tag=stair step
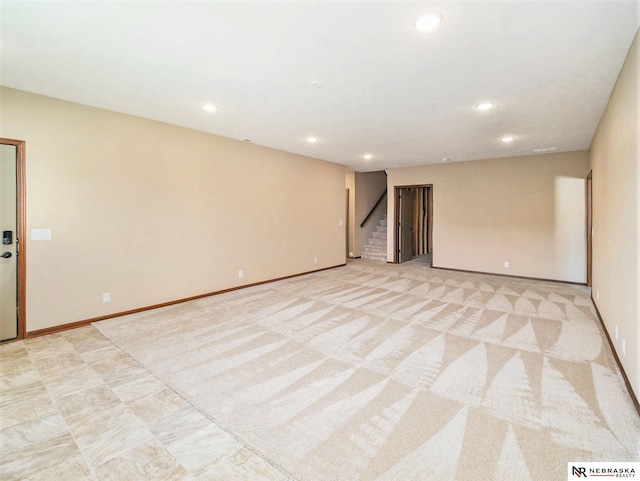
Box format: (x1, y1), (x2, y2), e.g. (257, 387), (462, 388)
(360, 212), (388, 261)
(362, 252), (386, 258)
(365, 241), (385, 248)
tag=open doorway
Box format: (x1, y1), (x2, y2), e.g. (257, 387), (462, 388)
(394, 185), (433, 265)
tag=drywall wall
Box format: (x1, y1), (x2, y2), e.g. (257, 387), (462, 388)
(387, 151), (590, 282)
(0, 87), (346, 332)
(589, 30), (639, 397)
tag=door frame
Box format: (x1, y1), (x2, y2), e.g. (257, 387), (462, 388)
(586, 171), (592, 287)
(345, 188), (350, 258)
(397, 188), (414, 264)
(0, 138), (26, 341)
(394, 184), (433, 265)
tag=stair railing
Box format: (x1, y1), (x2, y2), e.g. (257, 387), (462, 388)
(360, 189), (387, 228)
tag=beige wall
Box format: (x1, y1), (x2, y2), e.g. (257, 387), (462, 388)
(0, 87), (346, 332)
(589, 30), (639, 396)
(387, 151), (590, 282)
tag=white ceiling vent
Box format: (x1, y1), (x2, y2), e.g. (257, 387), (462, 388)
(532, 147), (559, 154)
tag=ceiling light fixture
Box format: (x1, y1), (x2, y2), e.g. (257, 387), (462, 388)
(441, 157), (450, 162)
(501, 136), (515, 143)
(202, 103), (218, 113)
(307, 137), (318, 143)
(363, 154), (373, 160)
(476, 102), (494, 111)
(414, 13), (443, 32)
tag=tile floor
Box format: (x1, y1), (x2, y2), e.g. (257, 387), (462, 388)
(0, 326), (293, 481)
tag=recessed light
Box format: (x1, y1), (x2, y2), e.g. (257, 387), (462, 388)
(501, 136), (514, 143)
(202, 103), (218, 113)
(476, 102), (494, 111)
(414, 13), (443, 32)
(363, 154), (373, 160)
(532, 147), (559, 153)
(307, 137), (318, 143)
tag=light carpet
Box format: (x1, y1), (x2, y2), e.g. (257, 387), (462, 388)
(94, 259), (640, 481)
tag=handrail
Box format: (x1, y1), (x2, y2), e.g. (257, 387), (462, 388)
(360, 189), (387, 228)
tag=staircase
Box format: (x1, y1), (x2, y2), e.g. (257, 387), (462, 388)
(361, 215), (388, 261)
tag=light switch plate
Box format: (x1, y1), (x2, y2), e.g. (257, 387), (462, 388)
(31, 229), (52, 240)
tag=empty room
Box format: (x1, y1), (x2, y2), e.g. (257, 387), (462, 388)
(0, 1), (638, 480)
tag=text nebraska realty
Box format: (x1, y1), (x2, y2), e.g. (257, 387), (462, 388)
(575, 466), (636, 478)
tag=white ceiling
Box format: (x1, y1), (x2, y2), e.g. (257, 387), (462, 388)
(1, 1), (638, 172)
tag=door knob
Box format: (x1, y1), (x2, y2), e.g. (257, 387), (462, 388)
(1, 252), (12, 258)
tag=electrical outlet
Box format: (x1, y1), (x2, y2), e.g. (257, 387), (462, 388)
(314, 257), (318, 264)
(504, 261), (510, 268)
(596, 290), (600, 301)
(615, 325), (619, 340)
(622, 339), (626, 356)
(102, 292), (110, 303)
(238, 270), (243, 278)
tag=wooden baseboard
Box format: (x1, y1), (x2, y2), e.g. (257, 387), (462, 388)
(27, 318), (98, 338)
(26, 263), (346, 339)
(430, 265), (587, 286)
(590, 298), (640, 416)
